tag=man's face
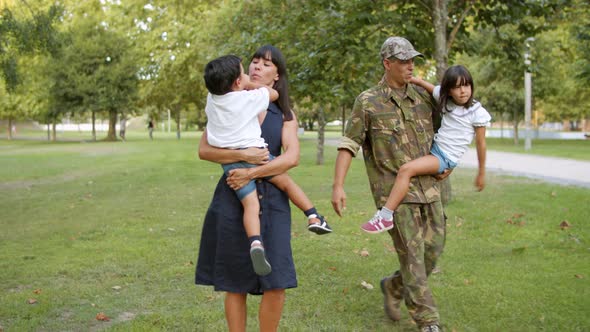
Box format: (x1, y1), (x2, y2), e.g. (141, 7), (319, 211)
(383, 57), (414, 88)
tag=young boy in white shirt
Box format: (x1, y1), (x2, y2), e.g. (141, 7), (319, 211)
(203, 55), (332, 276)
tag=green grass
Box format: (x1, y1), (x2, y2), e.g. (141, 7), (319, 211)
(1, 133), (589, 331)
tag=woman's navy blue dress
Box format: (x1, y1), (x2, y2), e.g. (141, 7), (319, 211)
(195, 103), (297, 295)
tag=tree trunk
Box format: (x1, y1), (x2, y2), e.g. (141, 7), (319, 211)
(106, 109), (117, 141)
(7, 118), (13, 140)
(51, 121), (56, 142)
(432, 0), (452, 206)
(91, 111), (96, 141)
(316, 107), (326, 165)
(341, 104), (346, 135)
(432, 0), (449, 80)
(513, 114), (519, 145)
(175, 105), (181, 139)
(46, 119), (50, 141)
(500, 112), (504, 139)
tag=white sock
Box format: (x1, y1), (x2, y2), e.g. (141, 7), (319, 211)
(379, 207), (394, 221)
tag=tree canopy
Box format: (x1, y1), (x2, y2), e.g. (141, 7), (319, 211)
(0, 0), (587, 141)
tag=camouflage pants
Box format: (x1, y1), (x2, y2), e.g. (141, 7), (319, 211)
(385, 201), (446, 327)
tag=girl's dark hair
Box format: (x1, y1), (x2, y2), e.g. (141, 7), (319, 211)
(251, 45), (293, 121)
(203, 55), (241, 95)
(438, 65), (474, 114)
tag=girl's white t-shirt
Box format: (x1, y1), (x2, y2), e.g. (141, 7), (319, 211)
(205, 88), (269, 149)
(432, 85), (492, 163)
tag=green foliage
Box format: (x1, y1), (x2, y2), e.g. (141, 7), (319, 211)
(0, 4), (61, 91)
(0, 0), (587, 134)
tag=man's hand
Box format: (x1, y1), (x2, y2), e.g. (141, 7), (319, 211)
(331, 185), (347, 217)
(434, 168), (452, 181)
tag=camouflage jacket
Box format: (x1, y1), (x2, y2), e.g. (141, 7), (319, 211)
(338, 80), (440, 207)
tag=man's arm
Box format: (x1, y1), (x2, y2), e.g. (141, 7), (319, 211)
(331, 149), (354, 217)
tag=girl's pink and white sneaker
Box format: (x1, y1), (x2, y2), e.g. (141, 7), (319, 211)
(361, 212), (394, 234)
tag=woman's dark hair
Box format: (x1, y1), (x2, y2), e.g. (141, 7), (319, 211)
(203, 55), (241, 95)
(438, 65), (474, 114)
(251, 45), (293, 121)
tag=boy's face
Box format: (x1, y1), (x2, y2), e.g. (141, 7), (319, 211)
(235, 63), (250, 91)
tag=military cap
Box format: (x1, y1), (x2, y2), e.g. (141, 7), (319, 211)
(380, 37), (424, 60)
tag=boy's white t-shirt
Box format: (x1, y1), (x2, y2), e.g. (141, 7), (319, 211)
(205, 88), (270, 149)
(432, 85), (492, 163)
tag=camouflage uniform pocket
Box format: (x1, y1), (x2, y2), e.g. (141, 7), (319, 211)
(369, 112), (404, 171)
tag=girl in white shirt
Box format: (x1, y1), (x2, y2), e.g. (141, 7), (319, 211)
(361, 65), (491, 234)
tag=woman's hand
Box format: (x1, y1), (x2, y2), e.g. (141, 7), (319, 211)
(241, 147), (270, 165)
(227, 168), (253, 190)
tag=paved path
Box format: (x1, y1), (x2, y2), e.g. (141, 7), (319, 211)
(459, 148), (590, 188)
(323, 138), (590, 188)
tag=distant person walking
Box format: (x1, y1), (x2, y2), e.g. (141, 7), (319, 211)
(119, 115), (127, 141)
(148, 120), (154, 140)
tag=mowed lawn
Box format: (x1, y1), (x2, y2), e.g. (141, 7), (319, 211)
(0, 133), (588, 331)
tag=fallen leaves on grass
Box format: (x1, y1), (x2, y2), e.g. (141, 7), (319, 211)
(96, 313), (110, 321)
(328, 266), (337, 272)
(575, 274), (583, 279)
(383, 242), (396, 253)
(33, 289), (42, 294)
(184, 261), (194, 266)
(360, 280), (374, 290)
(359, 249), (370, 257)
(506, 213), (526, 226)
(111, 286), (122, 291)
(27, 298), (37, 304)
(560, 220), (571, 230)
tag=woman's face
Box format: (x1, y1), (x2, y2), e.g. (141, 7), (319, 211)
(249, 54), (279, 87)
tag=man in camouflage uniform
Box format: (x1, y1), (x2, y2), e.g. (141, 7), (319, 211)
(331, 36), (446, 332)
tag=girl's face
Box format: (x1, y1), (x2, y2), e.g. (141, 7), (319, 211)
(248, 54), (279, 87)
(449, 78), (472, 106)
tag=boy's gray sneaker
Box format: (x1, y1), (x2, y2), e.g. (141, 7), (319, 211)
(421, 325), (440, 332)
(250, 245), (271, 276)
(380, 277), (402, 321)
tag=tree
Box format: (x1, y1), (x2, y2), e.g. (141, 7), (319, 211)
(0, 2), (61, 138)
(49, 18), (138, 141)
